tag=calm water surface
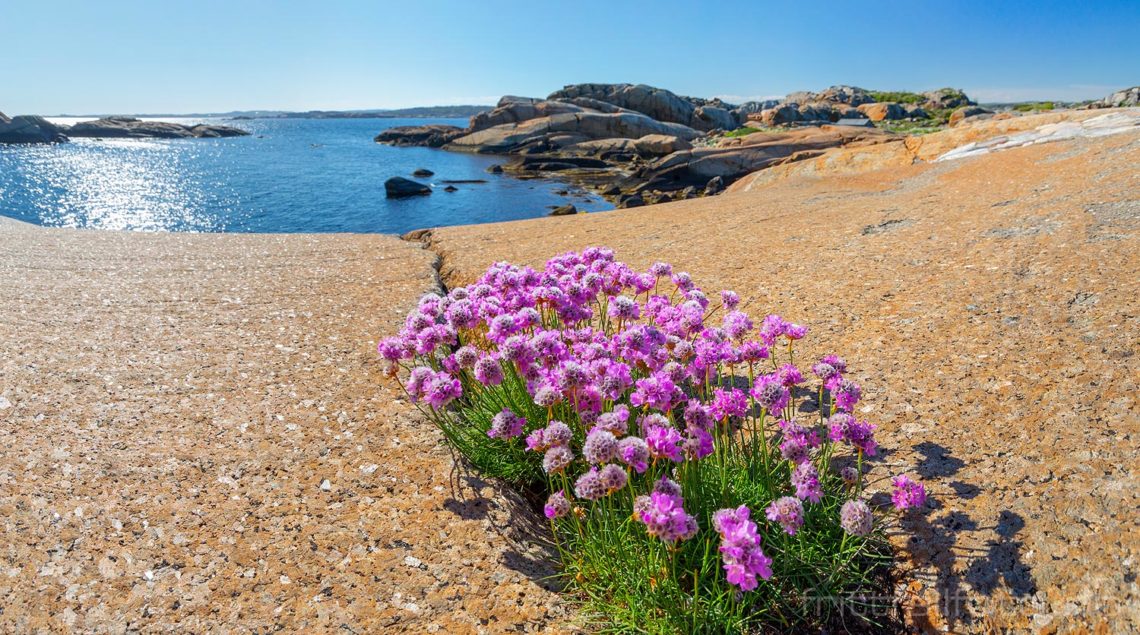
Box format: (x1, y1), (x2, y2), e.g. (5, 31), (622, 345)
(0, 117), (612, 233)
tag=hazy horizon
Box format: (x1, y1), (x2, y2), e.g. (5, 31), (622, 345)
(3, 0), (1137, 115)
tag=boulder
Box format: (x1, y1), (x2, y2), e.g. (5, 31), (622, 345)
(1097, 86), (1140, 108)
(693, 105), (738, 131)
(469, 100), (587, 132)
(815, 85), (874, 106)
(443, 185), (458, 192)
(857, 102), (907, 122)
(549, 204), (578, 216)
(486, 164), (504, 174)
(445, 111), (701, 154)
(634, 134), (692, 155)
(704, 176), (725, 195)
(497, 95), (541, 107)
(0, 115), (68, 144)
(375, 124), (466, 148)
(758, 104), (801, 126)
(949, 106), (994, 127)
(67, 117), (249, 139)
(904, 105), (930, 119)
(384, 177), (432, 198)
(616, 194), (645, 208)
(732, 100), (781, 120)
(798, 102), (835, 122)
(922, 88), (974, 110)
(548, 83), (715, 130)
(412, 168), (434, 177)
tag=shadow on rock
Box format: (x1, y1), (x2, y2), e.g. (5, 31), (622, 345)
(898, 442), (1036, 630)
(443, 446), (563, 591)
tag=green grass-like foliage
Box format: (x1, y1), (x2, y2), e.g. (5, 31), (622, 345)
(867, 91), (925, 104)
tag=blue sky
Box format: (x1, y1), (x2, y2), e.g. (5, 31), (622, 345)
(2, 0), (1137, 114)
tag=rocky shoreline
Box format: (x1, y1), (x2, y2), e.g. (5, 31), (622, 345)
(376, 82), (1140, 208)
(0, 114), (249, 144)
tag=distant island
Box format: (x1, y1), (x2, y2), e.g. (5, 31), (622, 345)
(49, 105), (491, 121)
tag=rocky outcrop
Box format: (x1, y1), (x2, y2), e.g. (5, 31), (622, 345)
(0, 115), (68, 144)
(949, 106), (994, 127)
(922, 87), (974, 110)
(445, 111), (701, 154)
(1094, 86), (1140, 108)
(787, 85), (875, 107)
(858, 102), (907, 121)
(384, 177), (432, 198)
(563, 134), (692, 158)
(547, 83), (735, 131)
(375, 124), (466, 148)
(470, 100), (588, 132)
(67, 117), (249, 139)
(622, 125), (897, 193)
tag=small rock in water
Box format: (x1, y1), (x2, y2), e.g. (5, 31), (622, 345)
(550, 204), (577, 216)
(384, 177), (431, 198)
(443, 185), (458, 192)
(486, 164), (503, 174)
(411, 168), (434, 177)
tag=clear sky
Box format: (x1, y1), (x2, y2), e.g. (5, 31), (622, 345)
(2, 0), (1137, 115)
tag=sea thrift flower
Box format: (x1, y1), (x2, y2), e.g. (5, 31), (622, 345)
(791, 463), (823, 503)
(574, 468), (606, 501)
(891, 475), (927, 511)
(543, 420), (573, 448)
(423, 372), (462, 408)
(777, 364), (803, 387)
(635, 491), (698, 543)
(834, 379), (862, 411)
(534, 385), (561, 408)
(607, 295), (641, 321)
(766, 496), (805, 536)
(645, 425), (683, 462)
(683, 427), (714, 460)
(840, 466), (859, 486)
(830, 413), (878, 456)
(840, 499), (873, 536)
(711, 388), (748, 421)
(582, 428), (618, 464)
(720, 290), (740, 310)
(738, 340), (769, 363)
(544, 490), (570, 519)
(525, 428), (546, 452)
(653, 477), (683, 498)
(751, 374), (791, 415)
(377, 337), (410, 362)
(487, 409), (525, 440)
(617, 436), (650, 473)
(630, 374), (679, 412)
(723, 311), (754, 341)
(594, 405), (629, 436)
(473, 356), (504, 386)
(542, 446), (573, 474)
(712, 505), (773, 591)
(454, 345), (479, 369)
(598, 464), (628, 493)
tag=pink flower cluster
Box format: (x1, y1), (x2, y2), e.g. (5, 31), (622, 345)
(713, 506), (773, 591)
(380, 247), (925, 594)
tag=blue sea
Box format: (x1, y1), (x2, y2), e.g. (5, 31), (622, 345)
(0, 117), (612, 234)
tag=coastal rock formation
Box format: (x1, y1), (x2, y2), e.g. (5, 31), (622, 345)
(1094, 86), (1140, 108)
(374, 124), (466, 148)
(66, 117), (250, 139)
(0, 114), (69, 144)
(857, 102), (907, 121)
(384, 176), (432, 198)
(445, 111), (701, 154)
(949, 105), (994, 127)
(376, 83), (976, 202)
(547, 83), (707, 129)
(922, 87), (975, 110)
(624, 125), (897, 193)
